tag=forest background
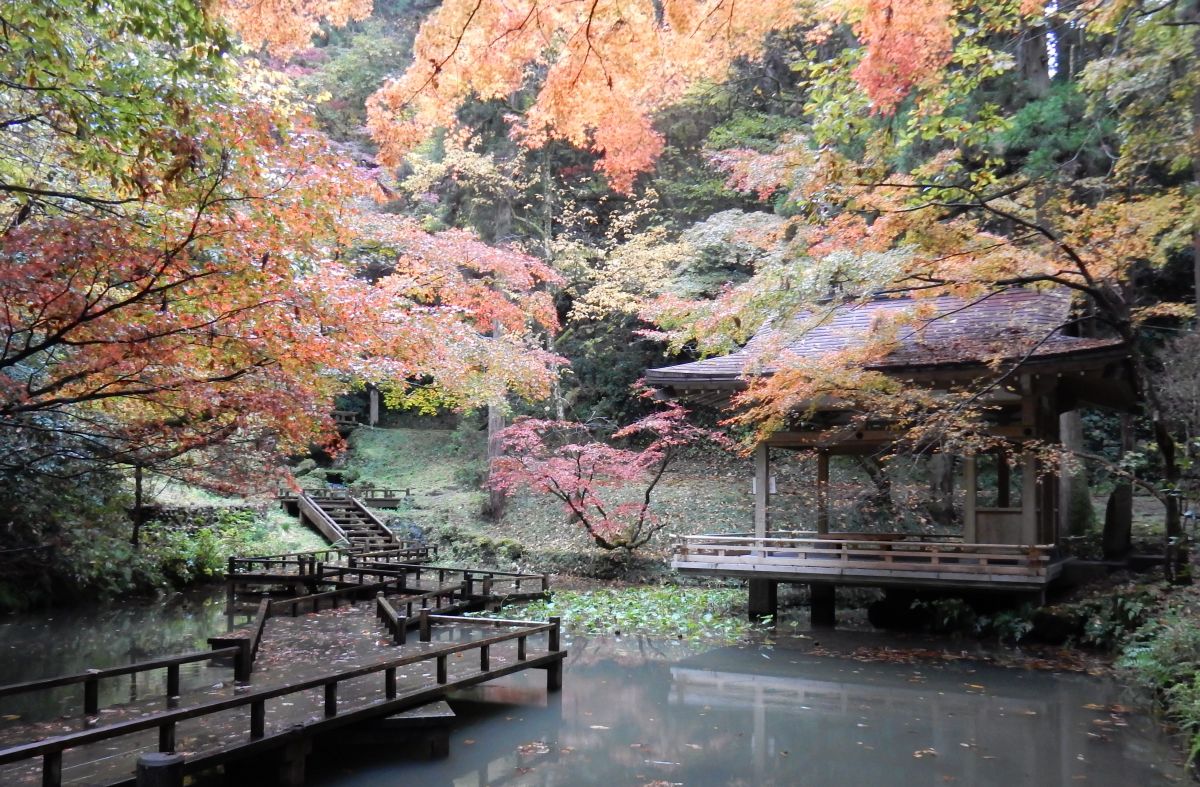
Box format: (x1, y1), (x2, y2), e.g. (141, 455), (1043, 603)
(0, 0), (1197, 608)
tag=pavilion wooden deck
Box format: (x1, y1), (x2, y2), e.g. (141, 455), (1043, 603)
(0, 569), (564, 786)
(673, 532), (1065, 592)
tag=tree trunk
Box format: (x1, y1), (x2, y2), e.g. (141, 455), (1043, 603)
(926, 454), (957, 527)
(1058, 411), (1094, 537)
(485, 402), (506, 520)
(1017, 24), (1051, 100)
(484, 320), (507, 521)
(1102, 414), (1134, 560)
(131, 464), (144, 549)
(1191, 0), (1200, 311)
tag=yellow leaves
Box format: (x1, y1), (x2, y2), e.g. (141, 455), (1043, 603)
(1056, 190), (1189, 277)
(1132, 302), (1195, 325)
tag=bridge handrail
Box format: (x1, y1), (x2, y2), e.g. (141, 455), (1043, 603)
(230, 548), (345, 565)
(0, 617), (562, 779)
(0, 646), (242, 718)
(0, 647), (241, 698)
(298, 493), (347, 544)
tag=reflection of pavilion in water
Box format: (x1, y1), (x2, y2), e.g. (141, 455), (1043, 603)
(668, 646), (1169, 787)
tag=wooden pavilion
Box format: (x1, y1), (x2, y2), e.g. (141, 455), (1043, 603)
(645, 287), (1134, 623)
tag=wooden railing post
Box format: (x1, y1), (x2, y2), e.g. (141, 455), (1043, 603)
(233, 639), (252, 682)
(43, 750), (62, 787)
(480, 644), (490, 672)
(324, 683), (337, 717)
(250, 699), (265, 739)
(166, 664), (180, 700)
(419, 607), (431, 642)
(517, 635), (527, 661)
(548, 617), (561, 652)
(84, 673), (99, 715)
(436, 654), (447, 684)
(158, 720), (176, 752)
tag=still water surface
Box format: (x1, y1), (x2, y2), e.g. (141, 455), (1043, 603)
(0, 589), (1187, 786)
(313, 633), (1185, 786)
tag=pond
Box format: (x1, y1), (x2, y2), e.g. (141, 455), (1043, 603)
(307, 633), (1186, 786)
(0, 589), (1187, 786)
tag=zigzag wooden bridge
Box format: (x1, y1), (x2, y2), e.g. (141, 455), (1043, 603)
(0, 549), (564, 787)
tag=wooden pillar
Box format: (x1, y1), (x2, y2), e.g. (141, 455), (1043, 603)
(963, 454), (977, 543)
(368, 387), (380, 427)
(1021, 451), (1038, 545)
(816, 450), (830, 534)
(996, 447), (1011, 508)
(753, 443), (770, 539)
(747, 580), (777, 621)
(810, 584), (836, 627)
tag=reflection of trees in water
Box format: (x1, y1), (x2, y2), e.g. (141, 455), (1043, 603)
(0, 588), (229, 723)
(769, 451), (967, 535)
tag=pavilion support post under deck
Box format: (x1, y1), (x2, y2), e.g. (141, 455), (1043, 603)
(747, 579), (777, 621)
(810, 584), (836, 627)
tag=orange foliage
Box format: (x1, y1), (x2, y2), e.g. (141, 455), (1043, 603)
(366, 0), (806, 192)
(850, 0), (955, 114)
(217, 0), (373, 57)
(0, 98), (561, 486)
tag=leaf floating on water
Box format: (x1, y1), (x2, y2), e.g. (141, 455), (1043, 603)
(517, 741), (550, 755)
(684, 743), (702, 750)
(589, 724), (610, 730)
(913, 748), (938, 758)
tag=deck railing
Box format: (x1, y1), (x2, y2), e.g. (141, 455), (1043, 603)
(0, 616), (562, 787)
(674, 533), (1054, 577)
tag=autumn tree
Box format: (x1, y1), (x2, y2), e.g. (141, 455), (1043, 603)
(490, 401), (728, 551)
(368, 0), (1195, 574)
(0, 0), (564, 536)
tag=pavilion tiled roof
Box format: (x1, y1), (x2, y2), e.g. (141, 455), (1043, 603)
(645, 287), (1126, 387)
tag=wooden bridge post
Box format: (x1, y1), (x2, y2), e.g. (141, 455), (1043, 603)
(84, 675), (99, 715)
(233, 638), (252, 682)
(136, 753), (184, 787)
(546, 617), (563, 692)
(43, 751), (62, 787)
(419, 607), (431, 642)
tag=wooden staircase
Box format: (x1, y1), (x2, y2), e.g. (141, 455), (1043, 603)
(299, 492), (397, 549)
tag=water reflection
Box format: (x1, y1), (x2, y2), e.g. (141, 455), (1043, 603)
(0, 587), (236, 725)
(311, 635), (1184, 787)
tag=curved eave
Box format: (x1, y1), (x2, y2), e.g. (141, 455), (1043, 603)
(647, 342), (1135, 410)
